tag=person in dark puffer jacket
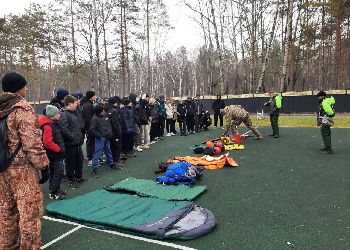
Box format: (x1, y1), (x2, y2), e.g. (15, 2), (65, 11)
(105, 97), (124, 167)
(120, 98), (136, 157)
(81, 90), (97, 164)
(89, 104), (118, 176)
(59, 95), (85, 186)
(39, 105), (65, 200)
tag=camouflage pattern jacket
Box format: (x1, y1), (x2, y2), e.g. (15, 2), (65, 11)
(0, 93), (49, 170)
(224, 105), (249, 126)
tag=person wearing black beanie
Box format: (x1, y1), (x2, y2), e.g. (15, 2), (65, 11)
(1, 72), (28, 95)
(86, 90), (96, 100)
(0, 72), (50, 249)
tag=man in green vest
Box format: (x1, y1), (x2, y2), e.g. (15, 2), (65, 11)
(316, 91), (335, 154)
(264, 92), (282, 138)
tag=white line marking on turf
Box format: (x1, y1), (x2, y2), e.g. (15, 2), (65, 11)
(40, 225), (83, 249)
(43, 216), (197, 250)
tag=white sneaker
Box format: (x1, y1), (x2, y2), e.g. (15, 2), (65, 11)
(165, 133), (172, 137)
(88, 160), (92, 167)
(143, 144), (150, 149)
(135, 146), (143, 152)
(150, 141), (156, 145)
(170, 132), (176, 136)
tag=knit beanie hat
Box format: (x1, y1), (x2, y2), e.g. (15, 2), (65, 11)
(46, 105), (60, 119)
(316, 91), (327, 97)
(72, 92), (83, 100)
(86, 90), (96, 99)
(1, 72), (28, 93)
(56, 89), (69, 100)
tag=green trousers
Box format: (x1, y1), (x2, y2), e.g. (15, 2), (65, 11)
(270, 114), (279, 136)
(321, 125), (332, 151)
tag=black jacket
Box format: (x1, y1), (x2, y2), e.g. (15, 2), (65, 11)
(89, 114), (113, 139)
(81, 99), (94, 131)
(212, 99), (226, 114)
(193, 100), (204, 115)
(106, 107), (123, 139)
(135, 103), (148, 125)
(140, 99), (151, 119)
(185, 100), (195, 116)
(177, 103), (187, 122)
(75, 106), (85, 131)
(59, 109), (84, 146)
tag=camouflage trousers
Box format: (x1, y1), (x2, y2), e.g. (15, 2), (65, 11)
(227, 116), (261, 137)
(0, 165), (43, 250)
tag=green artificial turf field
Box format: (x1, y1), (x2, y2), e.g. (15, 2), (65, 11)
(41, 126), (350, 250)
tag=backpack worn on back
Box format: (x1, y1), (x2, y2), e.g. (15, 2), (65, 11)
(0, 115), (21, 172)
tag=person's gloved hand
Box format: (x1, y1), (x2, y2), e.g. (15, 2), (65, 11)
(39, 167), (49, 184)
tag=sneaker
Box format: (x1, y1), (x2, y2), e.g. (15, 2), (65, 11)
(91, 170), (98, 177)
(88, 160), (92, 167)
(321, 149), (333, 154)
(135, 146), (143, 152)
(165, 133), (172, 137)
(76, 177), (87, 183)
(99, 158), (107, 165)
(268, 134), (275, 137)
(110, 164), (123, 170)
(154, 137), (159, 141)
(255, 135), (263, 140)
(191, 131), (196, 134)
(142, 144), (150, 149)
(170, 132), (176, 136)
(273, 135), (279, 138)
(126, 152), (136, 158)
(49, 193), (66, 200)
(68, 180), (80, 188)
(149, 141), (156, 145)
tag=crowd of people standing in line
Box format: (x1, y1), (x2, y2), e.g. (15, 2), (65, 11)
(41, 89), (226, 200)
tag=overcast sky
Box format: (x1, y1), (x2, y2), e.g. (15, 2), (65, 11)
(0, 0), (202, 52)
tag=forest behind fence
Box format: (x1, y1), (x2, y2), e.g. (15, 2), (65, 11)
(1, 0), (350, 101)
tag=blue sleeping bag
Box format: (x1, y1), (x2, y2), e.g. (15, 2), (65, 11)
(156, 161), (200, 185)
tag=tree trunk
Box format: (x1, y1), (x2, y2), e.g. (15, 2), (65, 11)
(101, 6), (111, 97)
(334, 0), (341, 88)
(93, 0), (101, 95)
(120, 0), (126, 96)
(209, 0), (224, 95)
(256, 0), (279, 93)
(279, 0), (293, 92)
(70, 0), (78, 91)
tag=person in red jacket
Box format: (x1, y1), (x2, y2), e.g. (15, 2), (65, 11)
(39, 105), (66, 199)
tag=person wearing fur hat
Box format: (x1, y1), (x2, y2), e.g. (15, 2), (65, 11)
(50, 88), (69, 110)
(316, 91), (335, 154)
(0, 72), (49, 249)
(39, 105), (66, 200)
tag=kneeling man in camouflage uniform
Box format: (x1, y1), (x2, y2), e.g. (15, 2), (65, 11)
(220, 105), (262, 139)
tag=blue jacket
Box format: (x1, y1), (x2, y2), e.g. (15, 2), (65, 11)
(156, 161), (199, 185)
(120, 106), (134, 135)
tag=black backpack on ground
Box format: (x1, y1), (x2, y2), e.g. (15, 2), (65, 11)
(0, 115), (21, 172)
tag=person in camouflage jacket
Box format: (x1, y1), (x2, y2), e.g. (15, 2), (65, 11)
(0, 72), (49, 250)
(221, 105), (262, 139)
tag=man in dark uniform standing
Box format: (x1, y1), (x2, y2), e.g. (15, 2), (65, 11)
(316, 91), (335, 154)
(264, 92), (282, 138)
